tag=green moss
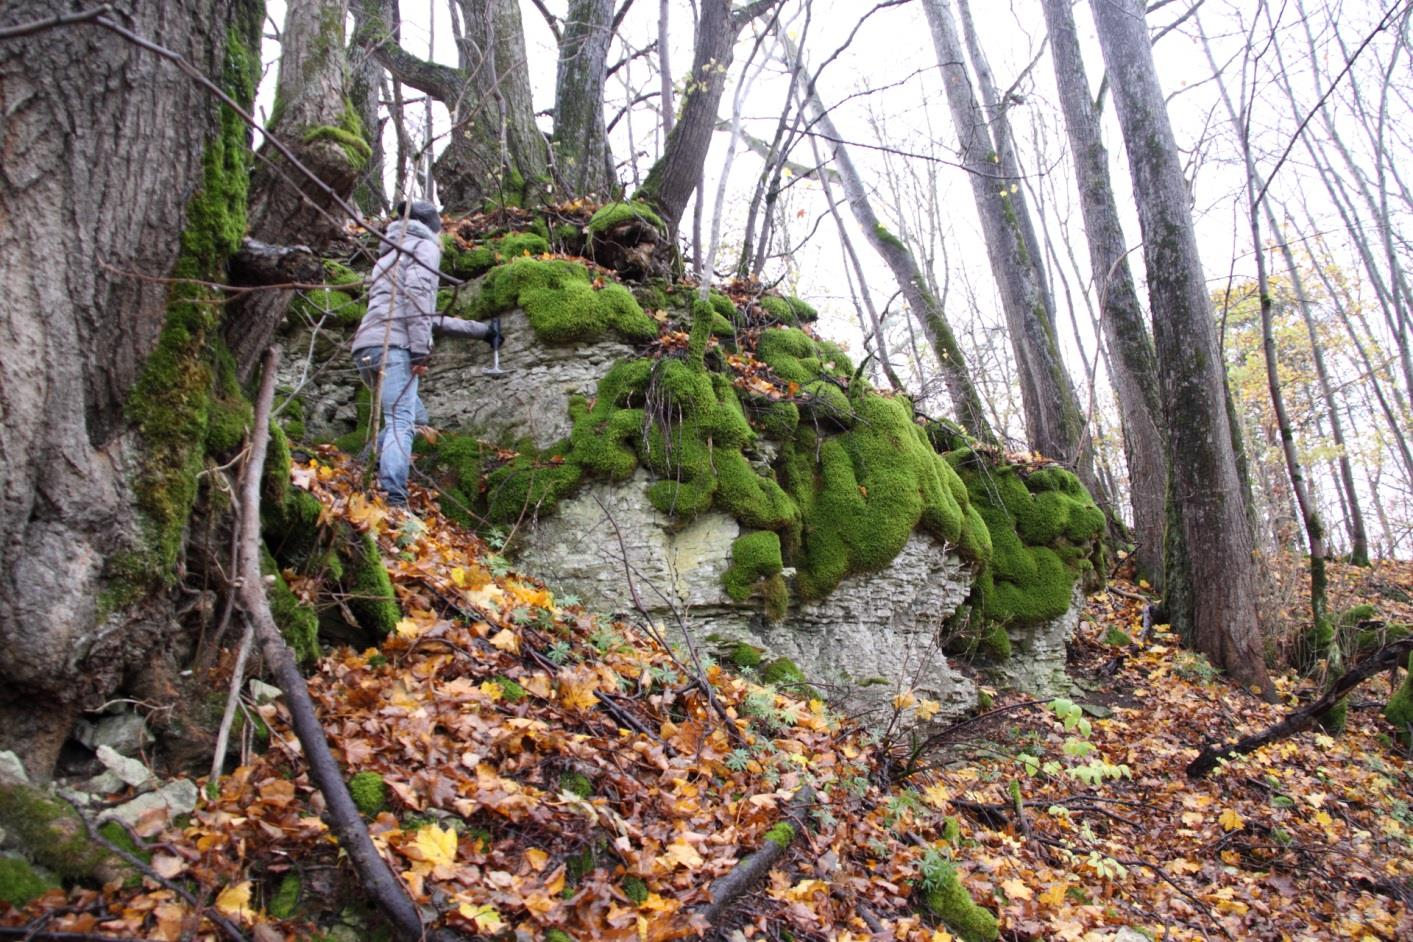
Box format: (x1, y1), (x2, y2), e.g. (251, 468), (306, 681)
(301, 99), (372, 168)
(269, 873), (301, 919)
(762, 821), (795, 847)
(473, 257), (657, 343)
(780, 395), (979, 600)
(1103, 627), (1133, 647)
(0, 782), (128, 883)
(442, 231), (551, 279)
(559, 771), (593, 799)
(587, 201), (665, 235)
(344, 531), (399, 639)
(0, 857), (58, 907)
(758, 295), (817, 326)
(494, 676), (527, 702)
(546, 930), (575, 942)
(756, 328), (854, 424)
(873, 223), (907, 252)
(621, 875), (649, 905)
(123, 17), (258, 589)
(941, 816), (961, 845)
(566, 844), (597, 884)
(724, 642), (764, 670)
(760, 658), (803, 687)
(753, 401), (800, 440)
(723, 532), (784, 602)
(950, 454), (1102, 630)
(1384, 655), (1413, 746)
(263, 549), (320, 664)
(918, 860), (999, 942)
(1317, 698), (1348, 734)
(348, 772), (387, 816)
(291, 285), (366, 326)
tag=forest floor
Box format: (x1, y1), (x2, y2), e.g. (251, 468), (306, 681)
(3, 447), (1410, 941)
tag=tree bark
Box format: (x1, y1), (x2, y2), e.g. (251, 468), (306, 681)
(227, 0), (367, 380)
(1042, 0), (1168, 587)
(636, 0), (783, 236)
(0, 0), (262, 776)
(553, 0), (616, 198)
(1090, 0), (1274, 699)
(920, 0), (1093, 475)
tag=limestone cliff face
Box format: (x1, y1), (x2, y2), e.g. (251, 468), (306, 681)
(279, 302), (1091, 720)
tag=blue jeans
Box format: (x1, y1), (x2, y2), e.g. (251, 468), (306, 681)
(354, 346), (422, 506)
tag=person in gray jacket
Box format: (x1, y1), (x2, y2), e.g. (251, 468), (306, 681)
(351, 200), (500, 508)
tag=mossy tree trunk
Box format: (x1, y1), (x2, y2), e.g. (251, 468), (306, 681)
(552, 0), (616, 199)
(227, 0), (369, 380)
(1090, 0), (1274, 699)
(0, 0), (263, 777)
(1041, 0), (1168, 587)
(359, 0), (548, 212)
(919, 0), (1097, 490)
(636, 0), (783, 236)
(793, 57), (994, 442)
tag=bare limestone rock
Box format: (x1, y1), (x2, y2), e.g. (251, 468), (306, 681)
(515, 475), (980, 717)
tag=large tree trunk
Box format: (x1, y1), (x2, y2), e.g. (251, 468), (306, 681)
(920, 0), (1094, 477)
(552, 0), (616, 198)
(0, 0), (261, 777)
(227, 0), (368, 380)
(1090, 0), (1274, 699)
(637, 0), (782, 236)
(1042, 0), (1168, 587)
(360, 0), (548, 211)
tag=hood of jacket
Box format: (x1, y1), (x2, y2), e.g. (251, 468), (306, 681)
(384, 219), (439, 246)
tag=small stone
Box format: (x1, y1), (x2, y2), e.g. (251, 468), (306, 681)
(1111, 930), (1152, 942)
(0, 750), (30, 787)
(75, 713), (152, 757)
(99, 779), (199, 829)
(248, 679), (283, 704)
(94, 745), (155, 790)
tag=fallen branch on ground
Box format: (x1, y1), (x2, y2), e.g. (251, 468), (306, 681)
(697, 785), (816, 927)
(235, 347), (462, 941)
(1187, 637), (1413, 778)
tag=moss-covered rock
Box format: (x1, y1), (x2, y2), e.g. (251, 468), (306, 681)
(781, 394), (982, 600)
(757, 327), (855, 424)
(949, 453), (1103, 630)
(343, 531), (399, 639)
(758, 295), (818, 326)
(472, 257), (657, 344)
(587, 201), (664, 235)
(0, 781), (132, 885)
(442, 231), (551, 279)
(0, 857), (59, 907)
(559, 771), (593, 799)
(348, 771), (386, 816)
(723, 531), (784, 602)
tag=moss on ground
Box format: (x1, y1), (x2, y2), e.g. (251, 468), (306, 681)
(269, 873), (301, 919)
(471, 257), (657, 344)
(559, 771), (593, 798)
(0, 781), (130, 884)
(348, 772), (386, 816)
(918, 859), (999, 942)
(762, 821), (795, 847)
(343, 531), (400, 639)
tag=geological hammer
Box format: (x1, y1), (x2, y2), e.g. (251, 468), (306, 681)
(483, 317), (507, 377)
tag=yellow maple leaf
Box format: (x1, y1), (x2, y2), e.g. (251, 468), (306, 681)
(458, 903), (503, 932)
(525, 847), (549, 872)
(891, 690), (917, 711)
(929, 932), (954, 942)
(489, 628), (521, 654)
(915, 698), (942, 722)
(414, 823), (459, 868)
(660, 837), (704, 870)
(559, 670), (600, 712)
(479, 680), (504, 701)
(1038, 881), (1068, 906)
(1218, 808), (1244, 831)
(1314, 810), (1335, 829)
(394, 617), (422, 639)
(922, 782), (950, 810)
(214, 881), (255, 921)
(1001, 877), (1033, 900)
